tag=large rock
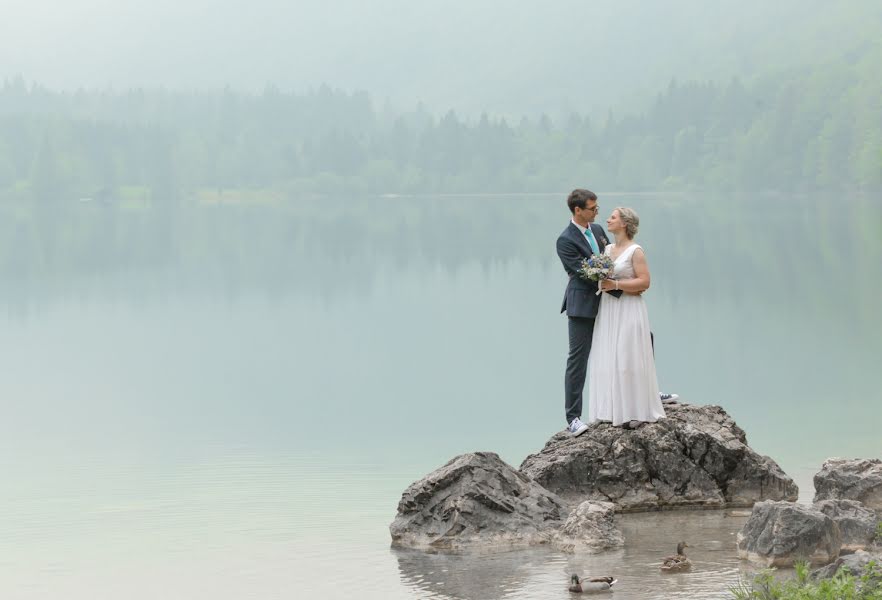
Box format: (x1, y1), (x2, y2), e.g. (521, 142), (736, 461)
(552, 501), (624, 553)
(814, 458), (882, 510)
(814, 499), (878, 553)
(737, 500), (841, 567)
(519, 403), (798, 511)
(389, 452), (567, 550)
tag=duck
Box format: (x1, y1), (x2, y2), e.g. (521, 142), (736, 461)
(660, 541), (692, 572)
(569, 574), (617, 593)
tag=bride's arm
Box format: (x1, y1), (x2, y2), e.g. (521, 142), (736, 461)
(600, 248), (651, 293)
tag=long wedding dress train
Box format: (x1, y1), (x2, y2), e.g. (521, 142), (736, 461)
(587, 244), (665, 426)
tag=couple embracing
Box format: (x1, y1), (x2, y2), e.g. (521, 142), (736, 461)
(557, 189), (676, 437)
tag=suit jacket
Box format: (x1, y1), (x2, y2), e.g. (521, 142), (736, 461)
(556, 222), (614, 318)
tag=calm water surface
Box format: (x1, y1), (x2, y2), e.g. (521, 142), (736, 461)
(1, 193), (880, 599)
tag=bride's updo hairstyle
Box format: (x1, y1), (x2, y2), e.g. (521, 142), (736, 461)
(615, 207), (640, 239)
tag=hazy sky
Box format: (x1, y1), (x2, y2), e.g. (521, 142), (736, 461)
(1, 0), (875, 115)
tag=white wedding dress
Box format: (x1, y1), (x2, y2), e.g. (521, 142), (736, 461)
(587, 243), (665, 426)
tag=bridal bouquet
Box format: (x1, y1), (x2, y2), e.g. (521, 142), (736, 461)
(578, 254), (615, 295)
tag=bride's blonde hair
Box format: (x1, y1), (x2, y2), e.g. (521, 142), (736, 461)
(615, 207), (639, 239)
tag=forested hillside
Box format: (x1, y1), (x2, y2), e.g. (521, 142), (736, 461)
(1, 56), (879, 200)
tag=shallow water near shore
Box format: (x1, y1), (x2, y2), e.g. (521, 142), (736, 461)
(394, 510), (754, 600)
(1, 192), (879, 599)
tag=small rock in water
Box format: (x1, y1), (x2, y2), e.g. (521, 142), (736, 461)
(737, 500), (841, 567)
(553, 501), (624, 553)
(810, 549), (882, 581)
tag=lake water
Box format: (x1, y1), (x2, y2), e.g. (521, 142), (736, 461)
(1, 192), (880, 599)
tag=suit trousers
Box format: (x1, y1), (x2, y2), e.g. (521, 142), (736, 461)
(565, 316), (595, 424)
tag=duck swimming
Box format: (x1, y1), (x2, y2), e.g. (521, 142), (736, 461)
(569, 574), (617, 593)
(660, 541), (692, 572)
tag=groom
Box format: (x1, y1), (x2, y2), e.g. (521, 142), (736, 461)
(556, 189), (612, 436)
(557, 189), (677, 437)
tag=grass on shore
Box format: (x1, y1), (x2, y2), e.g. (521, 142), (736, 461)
(729, 560), (882, 600)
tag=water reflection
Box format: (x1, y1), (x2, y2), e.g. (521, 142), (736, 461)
(2, 194), (879, 317)
(392, 511), (749, 600)
(394, 546), (547, 600)
(394, 510), (756, 600)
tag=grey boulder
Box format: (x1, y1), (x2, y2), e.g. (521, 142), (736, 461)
(814, 499), (878, 553)
(737, 500), (841, 567)
(553, 501), (625, 553)
(519, 403), (798, 511)
(811, 549), (882, 581)
(814, 458), (882, 511)
(389, 452), (567, 550)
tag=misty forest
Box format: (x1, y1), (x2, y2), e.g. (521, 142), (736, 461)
(3, 45), (881, 200)
(2, 2), (881, 203)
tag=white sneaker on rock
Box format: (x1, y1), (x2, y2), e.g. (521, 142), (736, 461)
(568, 417), (589, 437)
(660, 392), (679, 404)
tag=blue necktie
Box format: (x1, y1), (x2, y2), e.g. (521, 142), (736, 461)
(584, 227), (600, 254)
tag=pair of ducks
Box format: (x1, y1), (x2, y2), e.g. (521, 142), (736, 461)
(568, 542), (691, 594)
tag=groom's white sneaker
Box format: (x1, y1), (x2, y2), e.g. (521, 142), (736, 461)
(659, 392), (679, 404)
(568, 417), (589, 437)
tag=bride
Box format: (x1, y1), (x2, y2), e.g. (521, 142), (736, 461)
(587, 207), (665, 428)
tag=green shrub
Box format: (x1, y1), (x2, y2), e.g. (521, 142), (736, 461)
(729, 560), (882, 599)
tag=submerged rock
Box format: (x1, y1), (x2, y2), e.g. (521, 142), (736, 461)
(389, 452), (567, 550)
(814, 499), (878, 553)
(737, 500), (841, 567)
(519, 403), (797, 511)
(553, 501), (624, 553)
(814, 458), (882, 511)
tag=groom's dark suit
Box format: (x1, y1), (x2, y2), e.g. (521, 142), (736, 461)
(556, 222), (615, 425)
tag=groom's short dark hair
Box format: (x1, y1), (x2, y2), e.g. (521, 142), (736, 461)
(567, 189), (597, 213)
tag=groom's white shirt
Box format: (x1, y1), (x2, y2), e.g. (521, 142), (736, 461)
(571, 219), (598, 246)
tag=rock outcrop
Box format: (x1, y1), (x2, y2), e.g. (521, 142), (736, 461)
(552, 501), (624, 553)
(814, 499), (878, 553)
(814, 458), (882, 511)
(389, 452), (567, 550)
(519, 403), (798, 511)
(737, 500), (841, 567)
